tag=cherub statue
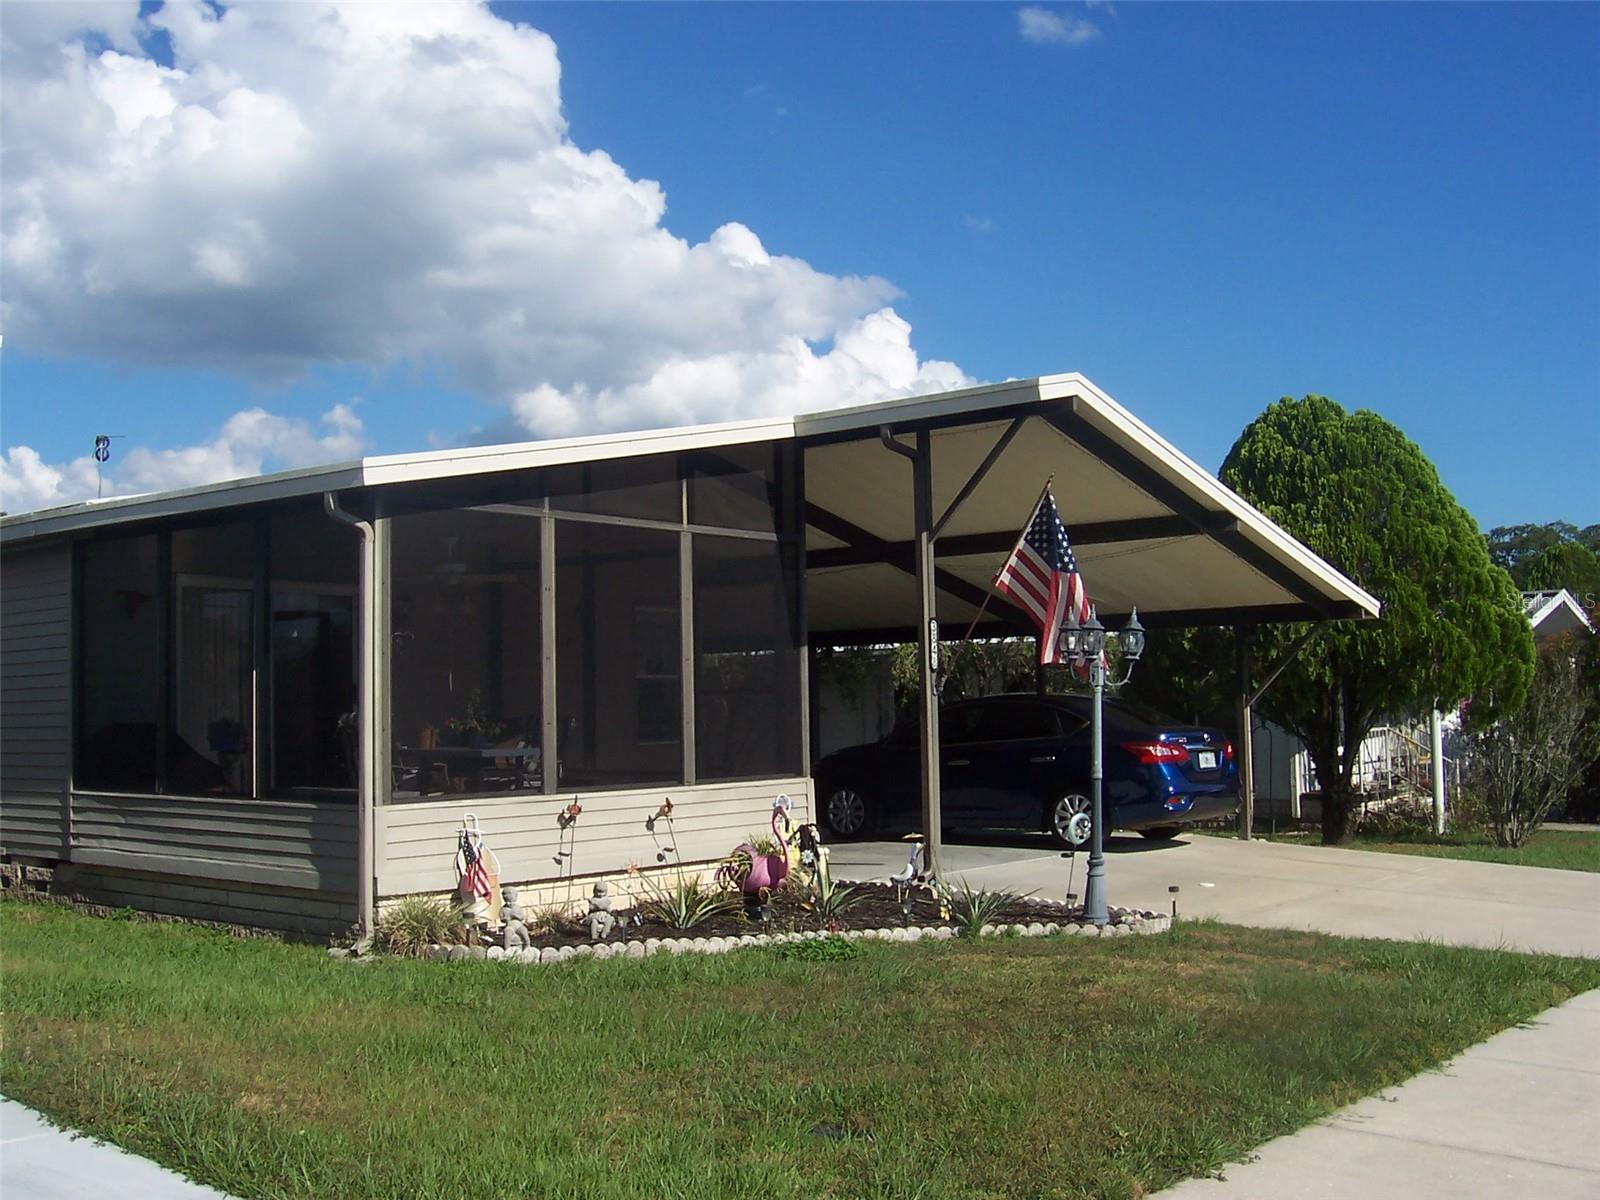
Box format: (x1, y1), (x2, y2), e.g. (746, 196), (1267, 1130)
(501, 887), (531, 951)
(587, 880), (616, 940)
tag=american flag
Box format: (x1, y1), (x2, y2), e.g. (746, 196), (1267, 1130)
(994, 486), (1092, 666)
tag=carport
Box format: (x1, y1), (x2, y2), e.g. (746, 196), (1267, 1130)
(796, 373), (1380, 876)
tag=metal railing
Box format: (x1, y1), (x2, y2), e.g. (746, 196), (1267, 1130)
(1294, 721), (1459, 818)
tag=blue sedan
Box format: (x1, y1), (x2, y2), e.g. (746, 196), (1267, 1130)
(813, 693), (1239, 846)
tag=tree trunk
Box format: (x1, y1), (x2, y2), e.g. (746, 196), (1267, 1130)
(1306, 733), (1359, 845)
(1321, 779), (1358, 845)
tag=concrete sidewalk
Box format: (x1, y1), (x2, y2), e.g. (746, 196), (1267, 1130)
(1155, 986), (1600, 1198)
(0, 1098), (236, 1200)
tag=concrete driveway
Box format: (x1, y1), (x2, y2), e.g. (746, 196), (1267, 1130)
(828, 832), (1600, 958)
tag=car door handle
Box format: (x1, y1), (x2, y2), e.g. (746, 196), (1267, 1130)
(945, 758), (970, 767)
(1030, 755), (1057, 763)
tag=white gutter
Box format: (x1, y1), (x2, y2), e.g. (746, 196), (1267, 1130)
(323, 492), (376, 947)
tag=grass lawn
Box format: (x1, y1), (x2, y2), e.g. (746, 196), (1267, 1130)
(1200, 824), (1600, 873)
(4, 902), (1597, 1200)
(1338, 827), (1600, 872)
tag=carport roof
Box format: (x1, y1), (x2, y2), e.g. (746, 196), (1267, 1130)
(0, 372), (1378, 634)
(799, 373), (1378, 638)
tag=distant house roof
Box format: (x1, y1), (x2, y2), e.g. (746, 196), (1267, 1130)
(1522, 589), (1596, 638)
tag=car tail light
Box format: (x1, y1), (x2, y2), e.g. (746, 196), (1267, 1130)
(1122, 740), (1190, 765)
(1223, 741), (1235, 763)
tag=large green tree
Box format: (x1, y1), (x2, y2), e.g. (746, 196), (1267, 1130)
(1487, 521), (1600, 584)
(1521, 541), (1600, 606)
(1150, 396), (1535, 843)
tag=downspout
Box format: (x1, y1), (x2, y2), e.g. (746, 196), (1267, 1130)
(325, 492), (376, 946)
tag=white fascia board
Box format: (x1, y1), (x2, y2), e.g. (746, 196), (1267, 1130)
(0, 461), (366, 546)
(1529, 589), (1596, 635)
(794, 378), (1044, 438)
(357, 413), (797, 488)
(0, 414), (797, 544)
(1038, 373), (1382, 619)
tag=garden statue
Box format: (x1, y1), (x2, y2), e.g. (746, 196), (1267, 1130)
(587, 880), (616, 940)
(501, 887), (531, 951)
(795, 822), (826, 886)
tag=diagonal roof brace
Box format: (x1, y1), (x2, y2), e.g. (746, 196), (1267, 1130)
(931, 415), (1027, 539)
(805, 499), (1029, 627)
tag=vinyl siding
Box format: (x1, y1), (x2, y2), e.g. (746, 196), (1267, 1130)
(376, 776), (812, 896)
(51, 862), (356, 939)
(0, 544), (71, 857)
(70, 793), (357, 893)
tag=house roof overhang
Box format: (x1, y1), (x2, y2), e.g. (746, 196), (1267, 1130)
(0, 373), (1379, 636)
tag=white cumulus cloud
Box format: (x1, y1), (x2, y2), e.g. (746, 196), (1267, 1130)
(1, 0), (971, 513)
(0, 404), (364, 514)
(1016, 6), (1103, 47)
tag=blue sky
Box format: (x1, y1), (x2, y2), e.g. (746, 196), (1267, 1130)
(2, 1), (1595, 528)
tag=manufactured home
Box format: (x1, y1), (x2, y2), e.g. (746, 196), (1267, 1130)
(0, 375), (1378, 937)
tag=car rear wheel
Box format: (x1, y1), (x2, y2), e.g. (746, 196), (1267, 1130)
(1139, 825), (1182, 840)
(1047, 791), (1093, 849)
(822, 786), (872, 840)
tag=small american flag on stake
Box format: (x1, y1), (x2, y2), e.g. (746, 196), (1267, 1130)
(994, 484), (1093, 666)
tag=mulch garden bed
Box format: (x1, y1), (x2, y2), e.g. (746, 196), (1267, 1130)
(514, 881), (1067, 950)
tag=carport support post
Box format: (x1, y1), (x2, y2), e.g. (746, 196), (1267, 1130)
(1236, 627), (1255, 840)
(913, 429), (943, 881)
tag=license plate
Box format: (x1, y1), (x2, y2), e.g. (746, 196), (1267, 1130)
(1197, 750), (1217, 770)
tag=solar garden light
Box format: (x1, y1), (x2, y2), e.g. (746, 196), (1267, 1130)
(1059, 607), (1147, 926)
(1168, 884), (1180, 921)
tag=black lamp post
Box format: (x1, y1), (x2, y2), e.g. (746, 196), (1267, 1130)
(1060, 606), (1146, 925)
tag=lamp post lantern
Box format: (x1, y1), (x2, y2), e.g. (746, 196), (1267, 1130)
(1059, 606), (1146, 925)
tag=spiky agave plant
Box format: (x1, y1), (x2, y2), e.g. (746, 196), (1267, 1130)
(801, 871), (865, 923)
(943, 879), (1028, 938)
(636, 874), (741, 930)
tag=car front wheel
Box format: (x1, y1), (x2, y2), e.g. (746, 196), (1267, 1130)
(822, 785), (872, 840)
(1048, 791), (1093, 849)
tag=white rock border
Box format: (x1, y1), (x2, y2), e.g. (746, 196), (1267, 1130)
(352, 900), (1174, 964)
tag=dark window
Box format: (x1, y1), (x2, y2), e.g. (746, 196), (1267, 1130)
(941, 706), (983, 745)
(545, 454), (680, 523)
(169, 523), (255, 795)
(390, 508), (543, 799)
(555, 521), (681, 789)
(961, 701), (1060, 744)
(693, 536), (802, 780)
(269, 511), (358, 797)
(996, 702), (1061, 740)
(77, 535), (161, 791)
(687, 444), (780, 533)
(1055, 707), (1090, 736)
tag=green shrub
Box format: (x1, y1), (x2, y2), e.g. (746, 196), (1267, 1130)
(637, 875), (740, 930)
(526, 903), (571, 935)
(375, 895), (468, 957)
(772, 935), (864, 962)
(743, 832), (781, 857)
